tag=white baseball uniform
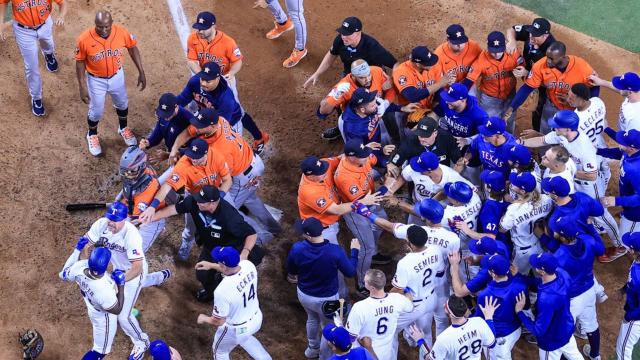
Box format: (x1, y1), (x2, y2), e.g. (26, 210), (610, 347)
(618, 97), (640, 132)
(499, 194), (553, 274)
(575, 97), (612, 189)
(211, 260), (271, 360)
(542, 158), (577, 194)
(346, 293), (413, 360)
(59, 252), (118, 355)
(86, 218), (150, 351)
(569, 283), (599, 334)
(427, 317), (496, 360)
(440, 193), (482, 270)
(401, 164), (475, 203)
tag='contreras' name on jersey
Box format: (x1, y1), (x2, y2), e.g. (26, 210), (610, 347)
(426, 235), (450, 249)
(412, 254), (440, 273)
(90, 48), (126, 63)
(236, 270), (256, 293)
(511, 202), (553, 227)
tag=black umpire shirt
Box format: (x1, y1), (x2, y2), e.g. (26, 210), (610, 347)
(175, 196), (256, 250)
(512, 25), (556, 70)
(330, 33), (397, 74)
(389, 131), (462, 168)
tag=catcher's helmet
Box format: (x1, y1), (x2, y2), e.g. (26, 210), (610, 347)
(548, 110), (579, 130)
(105, 202), (128, 222)
(413, 198), (444, 223)
(120, 146), (148, 184)
(444, 181), (473, 203)
(88, 248), (111, 275)
(149, 340), (171, 360)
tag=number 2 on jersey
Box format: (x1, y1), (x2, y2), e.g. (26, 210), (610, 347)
(242, 284), (255, 307)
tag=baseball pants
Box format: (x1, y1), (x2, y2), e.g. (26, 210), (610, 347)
(538, 336), (583, 360)
(141, 270), (168, 289)
(212, 310), (271, 360)
(513, 242), (542, 275)
(119, 274), (150, 350)
(620, 214), (639, 238)
(393, 294), (436, 353)
(617, 319), (640, 360)
(477, 91), (515, 133)
(85, 302), (117, 355)
(86, 69), (128, 122)
(265, 0), (307, 50)
(575, 180), (621, 246)
(570, 284), (599, 334)
(343, 205), (387, 288)
(297, 288), (339, 360)
(423, 282), (451, 346)
(484, 327), (521, 360)
(12, 16), (55, 101)
(138, 219), (166, 252)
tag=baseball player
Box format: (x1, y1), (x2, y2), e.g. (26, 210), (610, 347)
(59, 240), (125, 359)
(506, 144), (542, 187)
(462, 117), (518, 175)
(541, 145), (577, 194)
(75, 10), (145, 156)
(0, 0), (66, 116)
(616, 232), (640, 359)
(255, 0), (307, 68)
(433, 24), (482, 83)
(149, 340), (183, 360)
(345, 269), (413, 360)
(440, 182), (482, 270)
(196, 246), (272, 360)
(589, 71), (640, 132)
(323, 324), (376, 360)
(516, 253), (583, 359)
(174, 62), (269, 154)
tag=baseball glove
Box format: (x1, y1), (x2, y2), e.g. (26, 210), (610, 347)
(406, 108), (430, 127)
(520, 89), (539, 112)
(19, 329), (44, 359)
(322, 300), (341, 318)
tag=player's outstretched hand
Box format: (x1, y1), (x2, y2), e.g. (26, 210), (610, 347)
(54, 16), (65, 26)
(478, 296), (501, 320)
(408, 323), (425, 342)
(360, 191), (383, 206)
(382, 144), (396, 156)
(195, 261), (217, 271)
(386, 163), (400, 179)
(453, 220), (470, 233)
(512, 66), (527, 78)
(139, 206), (156, 224)
(350, 238), (361, 251)
(197, 314), (211, 325)
(519, 129), (541, 138)
(505, 40), (517, 55)
(515, 291), (526, 312)
(111, 270), (126, 286)
(76, 236), (90, 251)
(448, 251), (461, 268)
(303, 73), (320, 88)
(588, 74), (605, 87)
(400, 103), (421, 113)
(365, 141), (381, 150)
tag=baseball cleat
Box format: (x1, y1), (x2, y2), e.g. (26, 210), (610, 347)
(128, 343), (149, 360)
(31, 99), (45, 117)
(283, 48), (307, 68)
(266, 19), (293, 39)
(86, 131), (102, 156)
(598, 246), (627, 263)
(596, 290), (608, 304)
(371, 253), (392, 265)
(582, 344), (601, 360)
(118, 126), (138, 146)
(44, 53), (59, 72)
(286, 273), (298, 284)
(158, 269), (172, 285)
(253, 131), (270, 156)
(304, 346), (320, 359)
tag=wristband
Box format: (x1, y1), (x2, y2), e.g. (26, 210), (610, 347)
(219, 190), (226, 198)
(417, 339), (425, 347)
(367, 214), (379, 223)
(150, 199), (160, 208)
(378, 186), (388, 195)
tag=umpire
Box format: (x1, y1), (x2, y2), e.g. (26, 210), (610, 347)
(152, 185), (262, 302)
(287, 217), (359, 360)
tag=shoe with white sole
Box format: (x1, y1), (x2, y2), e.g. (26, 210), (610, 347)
(86, 132), (102, 156)
(158, 269), (172, 285)
(119, 126), (137, 146)
(582, 344), (601, 360)
(128, 343), (149, 360)
(304, 346), (319, 359)
(32, 99), (45, 117)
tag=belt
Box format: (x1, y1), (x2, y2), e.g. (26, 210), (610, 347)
(412, 288), (435, 303)
(231, 311), (257, 326)
(517, 245), (531, 251)
(575, 180), (594, 186)
(243, 164), (253, 176)
(17, 22), (44, 30)
(88, 72), (117, 80)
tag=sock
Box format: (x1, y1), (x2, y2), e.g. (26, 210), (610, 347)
(241, 112), (263, 140)
(87, 118), (99, 135)
(587, 328), (600, 358)
(118, 117), (128, 130)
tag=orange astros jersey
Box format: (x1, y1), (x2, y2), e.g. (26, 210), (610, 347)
(75, 24), (137, 78)
(434, 40), (482, 82)
(186, 30), (242, 74)
(467, 49), (523, 100)
(325, 66), (394, 111)
(2, 0), (62, 28)
(121, 180), (165, 218)
(525, 55), (595, 110)
(166, 148), (230, 194)
(297, 157), (341, 227)
(333, 155), (378, 202)
(186, 117), (253, 176)
(393, 60), (441, 108)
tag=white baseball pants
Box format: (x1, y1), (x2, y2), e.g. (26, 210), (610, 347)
(538, 336), (583, 360)
(86, 302), (117, 354)
(569, 284), (599, 334)
(617, 319), (640, 360)
(513, 242), (542, 275)
(484, 327), (521, 360)
(12, 16), (55, 101)
(620, 214), (639, 238)
(393, 294), (437, 354)
(575, 179), (621, 246)
(118, 274), (150, 349)
(86, 69), (128, 122)
(265, 0), (307, 50)
(139, 219), (166, 252)
(212, 311), (271, 360)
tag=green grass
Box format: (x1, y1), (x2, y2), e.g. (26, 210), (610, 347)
(502, 0), (640, 52)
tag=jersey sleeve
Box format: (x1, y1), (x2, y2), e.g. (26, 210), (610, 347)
(121, 26), (138, 48)
(227, 37), (243, 63)
(479, 318), (497, 348)
(466, 56), (484, 83)
(580, 147), (598, 173)
(345, 305), (363, 337)
(524, 60), (544, 88)
(401, 164), (415, 182)
(391, 260), (409, 289)
(325, 81), (352, 108)
(126, 229), (145, 263)
(393, 66), (419, 92)
(398, 294), (414, 313)
(186, 33), (199, 60)
(86, 219), (104, 243)
(392, 224), (411, 240)
(75, 36), (87, 61)
(96, 283), (119, 310)
(428, 338), (450, 360)
(543, 132), (561, 145)
(166, 162), (188, 191)
(299, 187), (334, 214)
(212, 297), (230, 318)
(499, 206), (516, 231)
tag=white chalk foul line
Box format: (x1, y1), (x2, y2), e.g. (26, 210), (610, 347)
(165, 0), (191, 53)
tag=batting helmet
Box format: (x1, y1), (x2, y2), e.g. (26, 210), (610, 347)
(149, 340), (171, 360)
(444, 181), (473, 203)
(105, 202), (128, 222)
(120, 146), (148, 184)
(548, 110), (579, 130)
(88, 248), (111, 275)
(414, 198), (444, 223)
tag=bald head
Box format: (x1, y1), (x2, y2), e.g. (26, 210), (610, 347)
(95, 11), (113, 38)
(547, 41), (566, 57)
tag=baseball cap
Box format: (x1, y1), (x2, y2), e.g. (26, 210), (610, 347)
(541, 176), (571, 197)
(548, 216), (580, 238)
(507, 144), (532, 166)
(487, 254), (510, 276)
(414, 117), (439, 137)
(149, 340), (171, 360)
(336, 16), (362, 36)
(156, 93), (178, 119)
(446, 24), (468, 45)
(191, 108), (219, 129)
(199, 61), (221, 81)
(344, 139), (372, 158)
(193, 185), (220, 203)
(184, 138), (208, 159)
(529, 252), (558, 274)
(323, 324), (352, 352)
(444, 181), (473, 203)
(411, 46), (438, 66)
(193, 11), (216, 30)
(478, 117), (506, 136)
(211, 246), (240, 267)
(548, 110), (579, 130)
(481, 170), (506, 192)
(349, 88), (378, 108)
(105, 202), (128, 222)
(509, 171), (536, 192)
(487, 31), (506, 53)
(612, 72), (640, 92)
(409, 151), (440, 172)
(301, 156), (329, 176)
(623, 232), (640, 252)
(440, 83), (468, 103)
(614, 129), (640, 149)
(524, 18), (551, 37)
(294, 217), (324, 237)
(413, 198), (444, 223)
(469, 236), (498, 256)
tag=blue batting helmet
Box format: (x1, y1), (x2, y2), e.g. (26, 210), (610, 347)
(414, 199), (444, 223)
(149, 340), (171, 360)
(548, 110), (579, 130)
(105, 202), (128, 222)
(444, 181), (473, 203)
(88, 248), (111, 275)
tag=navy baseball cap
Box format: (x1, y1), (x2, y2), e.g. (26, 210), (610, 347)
(615, 129), (640, 149)
(199, 61), (221, 81)
(301, 156), (329, 176)
(295, 217), (324, 237)
(193, 11), (216, 30)
(541, 176), (571, 197)
(184, 138), (208, 159)
(509, 171), (536, 192)
(323, 324), (352, 351)
(413, 198), (444, 223)
(612, 72), (640, 92)
(440, 83), (468, 103)
(487, 254), (510, 275)
(623, 232), (640, 251)
(194, 186), (220, 203)
(414, 117), (439, 137)
(487, 31), (506, 53)
(411, 46), (438, 66)
(211, 246), (240, 267)
(529, 252), (558, 274)
(156, 93), (178, 119)
(507, 144), (532, 166)
(446, 24), (468, 45)
(336, 17), (362, 36)
(344, 139), (372, 158)
(524, 18), (551, 37)
(548, 110), (579, 130)
(410, 151), (440, 172)
(481, 170), (506, 192)
(469, 236), (498, 256)
(191, 108), (219, 129)
(549, 216), (580, 238)
(349, 88), (378, 108)
(479, 117), (506, 136)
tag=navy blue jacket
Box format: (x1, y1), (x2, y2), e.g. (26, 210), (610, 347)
(146, 106), (193, 150)
(177, 74), (243, 125)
